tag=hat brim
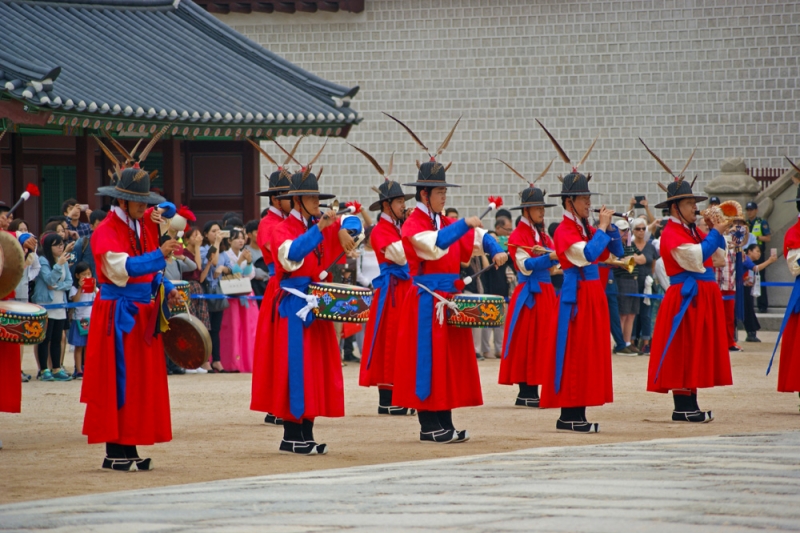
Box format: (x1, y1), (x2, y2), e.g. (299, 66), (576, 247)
(547, 191), (597, 197)
(368, 193), (415, 211)
(509, 202), (557, 210)
(275, 191), (336, 200)
(784, 197), (800, 203)
(96, 186), (166, 205)
(257, 187), (290, 197)
(402, 181), (461, 188)
(654, 193), (708, 209)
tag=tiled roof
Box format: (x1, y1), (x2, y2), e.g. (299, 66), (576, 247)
(0, 0), (360, 137)
(196, 0), (364, 15)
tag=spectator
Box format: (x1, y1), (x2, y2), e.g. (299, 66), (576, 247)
(742, 243), (777, 342)
(222, 212), (243, 229)
(182, 227), (211, 373)
(603, 264), (626, 354)
(62, 198), (92, 240)
(480, 230), (511, 359)
(68, 261), (96, 379)
(32, 233), (74, 381)
(444, 207), (459, 219)
(714, 233), (740, 351)
(245, 220), (269, 300)
(0, 203), (10, 230)
(613, 219), (644, 355)
(162, 233), (197, 282)
(630, 218), (659, 354)
(10, 220), (40, 304)
(73, 209), (106, 278)
(200, 221), (234, 372)
(219, 228), (257, 373)
(746, 202), (771, 312)
(43, 220), (66, 240)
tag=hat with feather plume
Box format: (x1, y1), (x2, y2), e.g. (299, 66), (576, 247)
(276, 139), (335, 200)
(496, 158), (558, 209)
(348, 143), (414, 211)
(248, 137), (303, 197)
(94, 126), (168, 204)
(638, 138), (707, 209)
(383, 113), (462, 188)
(535, 119), (600, 198)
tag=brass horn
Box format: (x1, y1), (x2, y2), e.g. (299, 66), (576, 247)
(604, 255), (636, 274)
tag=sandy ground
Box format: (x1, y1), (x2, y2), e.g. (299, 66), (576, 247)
(1, 331), (797, 505)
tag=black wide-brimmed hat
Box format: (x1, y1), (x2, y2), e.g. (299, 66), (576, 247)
(383, 113), (463, 188)
(94, 126), (168, 204)
(249, 137), (303, 197)
(638, 138), (707, 209)
(495, 158), (557, 209)
(347, 144), (415, 211)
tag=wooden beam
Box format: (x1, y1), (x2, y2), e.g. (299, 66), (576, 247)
(253, 2), (275, 12)
(341, 0), (364, 13)
(274, 1), (296, 13)
(297, 1), (318, 12)
(206, 3), (231, 13)
(229, 2), (253, 13)
(75, 134), (99, 210)
(318, 1), (339, 12)
(241, 140), (259, 223)
(162, 139), (183, 207)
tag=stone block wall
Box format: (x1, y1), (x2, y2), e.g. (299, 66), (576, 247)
(217, 0), (800, 225)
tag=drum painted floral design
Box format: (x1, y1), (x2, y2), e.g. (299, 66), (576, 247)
(308, 282), (372, 323)
(446, 295), (506, 328)
(0, 301), (48, 344)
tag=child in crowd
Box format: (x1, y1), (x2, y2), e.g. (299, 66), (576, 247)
(742, 243), (777, 342)
(68, 262), (96, 379)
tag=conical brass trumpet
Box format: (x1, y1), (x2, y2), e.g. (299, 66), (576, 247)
(604, 255), (636, 274)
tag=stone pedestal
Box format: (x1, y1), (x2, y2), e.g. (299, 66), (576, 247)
(703, 157), (761, 212)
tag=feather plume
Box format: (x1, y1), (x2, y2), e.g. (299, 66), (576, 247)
(785, 156), (800, 175)
(678, 148), (696, 178)
(247, 138), (278, 167)
(535, 119), (571, 164)
(0, 130), (6, 143)
(150, 169), (158, 180)
(272, 136), (303, 167)
(444, 161), (452, 172)
(435, 116), (461, 157)
(638, 138), (675, 177)
(557, 175), (564, 183)
(386, 152), (395, 179)
(577, 134), (598, 169)
(383, 112), (430, 155)
(535, 157), (556, 184)
(305, 138), (328, 171)
(128, 138), (143, 160)
(690, 175), (697, 188)
(138, 123), (170, 163)
(316, 166), (324, 181)
(107, 169), (114, 179)
(133, 170), (148, 182)
(93, 135), (121, 172)
(348, 143), (384, 176)
(495, 158), (529, 184)
(371, 186), (383, 197)
(430, 162), (442, 176)
(656, 182), (669, 193)
(102, 130), (134, 164)
(415, 160), (421, 169)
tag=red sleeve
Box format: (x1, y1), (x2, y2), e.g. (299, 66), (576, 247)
(371, 223), (398, 254)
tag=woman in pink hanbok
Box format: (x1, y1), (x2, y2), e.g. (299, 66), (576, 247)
(219, 228), (258, 373)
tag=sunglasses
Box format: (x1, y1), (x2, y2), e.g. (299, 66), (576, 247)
(634, 227), (646, 231)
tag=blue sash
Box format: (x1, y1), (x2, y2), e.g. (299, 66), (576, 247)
(503, 269), (551, 359)
(278, 276), (314, 420)
(99, 283), (153, 410)
(266, 262), (275, 277)
(652, 269), (716, 382)
(554, 264), (599, 393)
(767, 275), (800, 375)
(413, 273), (459, 402)
(366, 262), (410, 369)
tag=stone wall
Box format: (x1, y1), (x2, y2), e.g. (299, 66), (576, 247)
(216, 0), (800, 225)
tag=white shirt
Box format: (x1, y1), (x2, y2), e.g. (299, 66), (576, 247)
(69, 286), (95, 320)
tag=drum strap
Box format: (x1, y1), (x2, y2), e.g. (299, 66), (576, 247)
(767, 275), (800, 376)
(412, 273), (458, 402)
(99, 283), (152, 410)
(278, 276), (315, 420)
(652, 269), (716, 383)
(366, 263), (410, 369)
(554, 264), (599, 394)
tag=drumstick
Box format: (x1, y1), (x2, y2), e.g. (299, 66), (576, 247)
(515, 244), (555, 254)
(462, 263), (495, 286)
(318, 233), (365, 281)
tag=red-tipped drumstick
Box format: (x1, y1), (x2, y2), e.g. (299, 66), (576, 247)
(7, 183), (40, 217)
(478, 196), (503, 220)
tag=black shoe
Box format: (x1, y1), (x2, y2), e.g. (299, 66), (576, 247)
(729, 344), (743, 352)
(515, 397), (540, 408)
(419, 429), (457, 443)
(556, 419), (599, 433)
(476, 352), (485, 361)
(378, 405), (417, 416)
(313, 443), (328, 455)
(453, 429), (470, 443)
(102, 457), (138, 472)
(343, 355), (361, 363)
(745, 335), (761, 343)
(264, 413), (284, 425)
(672, 410), (714, 423)
(132, 458), (153, 471)
(279, 440), (318, 455)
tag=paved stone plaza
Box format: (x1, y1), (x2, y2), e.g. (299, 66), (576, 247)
(2, 431), (799, 532)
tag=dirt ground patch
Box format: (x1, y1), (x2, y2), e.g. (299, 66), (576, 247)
(1, 331), (797, 504)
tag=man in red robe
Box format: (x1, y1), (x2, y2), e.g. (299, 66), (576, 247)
(643, 141), (732, 423)
(259, 166), (362, 455)
(81, 151), (182, 471)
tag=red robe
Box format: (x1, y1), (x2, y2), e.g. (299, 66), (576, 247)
(251, 213), (349, 421)
(392, 207), (483, 411)
(498, 220), (558, 387)
(250, 207), (286, 413)
(1, 236), (27, 414)
(776, 218), (800, 392)
(540, 215), (615, 408)
(359, 216), (412, 388)
(647, 220), (732, 393)
(81, 209), (172, 445)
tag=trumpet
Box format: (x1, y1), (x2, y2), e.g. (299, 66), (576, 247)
(593, 209), (634, 220)
(604, 255), (636, 274)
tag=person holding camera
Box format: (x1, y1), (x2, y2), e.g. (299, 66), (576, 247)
(200, 221), (234, 373)
(62, 198), (93, 240)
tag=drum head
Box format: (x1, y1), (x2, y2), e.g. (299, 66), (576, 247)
(0, 232), (22, 300)
(163, 314), (212, 370)
(0, 300), (47, 315)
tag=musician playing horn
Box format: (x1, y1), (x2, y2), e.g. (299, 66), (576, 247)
(495, 159), (559, 408)
(82, 130), (183, 471)
(262, 146), (363, 456)
(386, 114), (507, 444)
(640, 139), (731, 423)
